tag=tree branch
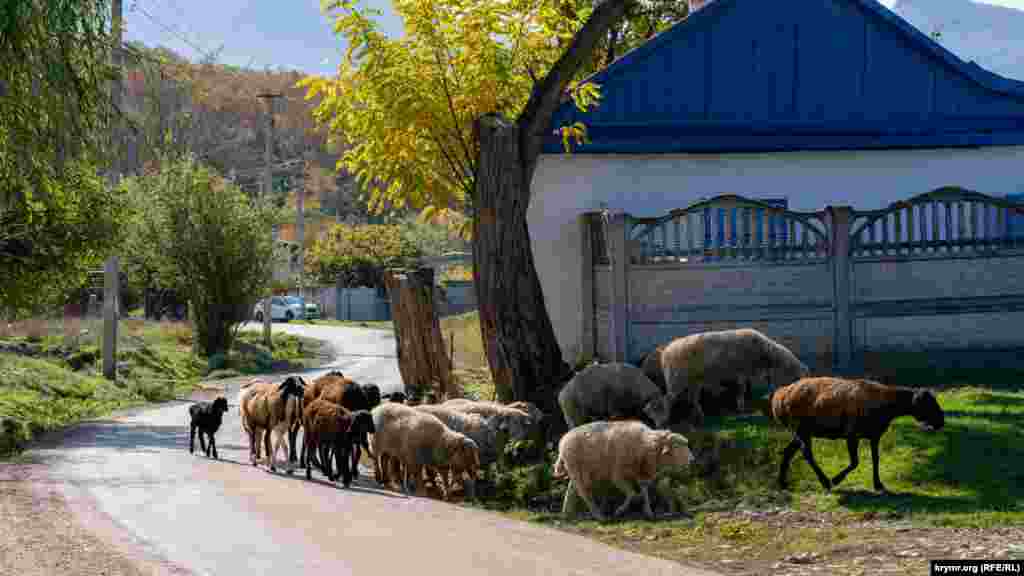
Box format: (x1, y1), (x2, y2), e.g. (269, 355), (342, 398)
(516, 0), (632, 177)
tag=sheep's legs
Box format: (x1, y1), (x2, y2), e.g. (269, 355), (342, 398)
(189, 424), (197, 454)
(209, 433), (218, 460)
(287, 426), (299, 464)
(562, 480), (580, 517)
(198, 432), (208, 456)
(831, 436), (860, 487)
(870, 436), (887, 493)
(576, 481), (606, 521)
(264, 429), (275, 472)
(335, 443), (352, 487)
(613, 479), (640, 518)
(796, 434), (832, 491)
(778, 438), (802, 489)
(639, 481), (655, 519)
(350, 444), (361, 482)
(687, 380), (705, 426)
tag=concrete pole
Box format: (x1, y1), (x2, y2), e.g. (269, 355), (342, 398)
(257, 92), (282, 349)
(103, 0), (123, 381)
(103, 257), (120, 380)
(297, 150), (310, 304)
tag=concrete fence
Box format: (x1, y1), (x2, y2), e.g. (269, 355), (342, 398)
(581, 187), (1024, 372)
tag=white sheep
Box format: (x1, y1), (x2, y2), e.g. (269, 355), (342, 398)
(371, 402), (481, 500)
(414, 404), (508, 466)
(644, 328), (810, 427)
(557, 362), (663, 429)
(553, 420), (694, 520)
(441, 399), (534, 441)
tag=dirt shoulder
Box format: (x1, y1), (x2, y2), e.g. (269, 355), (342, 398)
(538, 508), (1024, 576)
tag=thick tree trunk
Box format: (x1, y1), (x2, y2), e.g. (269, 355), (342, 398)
(384, 268), (453, 401)
(472, 115), (571, 415)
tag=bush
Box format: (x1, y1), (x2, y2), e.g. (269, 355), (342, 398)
(306, 223), (422, 288)
(121, 154), (277, 356)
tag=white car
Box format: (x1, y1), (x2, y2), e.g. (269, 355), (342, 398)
(253, 296), (303, 322)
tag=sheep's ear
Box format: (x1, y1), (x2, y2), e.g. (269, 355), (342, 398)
(660, 445), (671, 456)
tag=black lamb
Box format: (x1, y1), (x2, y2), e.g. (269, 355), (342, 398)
(189, 397), (230, 459)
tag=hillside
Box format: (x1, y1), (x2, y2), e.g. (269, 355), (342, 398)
(116, 42), (376, 226)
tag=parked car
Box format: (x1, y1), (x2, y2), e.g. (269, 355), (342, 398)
(287, 296), (320, 320)
(252, 296), (303, 322)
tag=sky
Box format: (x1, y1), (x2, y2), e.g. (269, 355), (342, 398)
(122, 0), (1024, 77)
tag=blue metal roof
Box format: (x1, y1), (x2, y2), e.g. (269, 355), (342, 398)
(543, 0), (1024, 155)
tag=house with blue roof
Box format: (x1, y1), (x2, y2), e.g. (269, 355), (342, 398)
(526, 0), (1024, 363)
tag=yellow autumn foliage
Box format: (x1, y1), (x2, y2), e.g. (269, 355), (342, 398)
(298, 0), (603, 239)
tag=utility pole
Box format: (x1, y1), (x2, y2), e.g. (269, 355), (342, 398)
(297, 148), (311, 303)
(103, 0), (124, 381)
(257, 91), (283, 349)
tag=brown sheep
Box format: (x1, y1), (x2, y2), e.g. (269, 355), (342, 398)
(240, 376), (306, 473)
(553, 420), (694, 520)
(371, 403), (481, 500)
(644, 328), (810, 427)
(301, 398), (354, 486)
(770, 376), (945, 493)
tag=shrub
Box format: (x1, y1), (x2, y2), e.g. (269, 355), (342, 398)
(306, 223), (422, 288)
(121, 154), (277, 356)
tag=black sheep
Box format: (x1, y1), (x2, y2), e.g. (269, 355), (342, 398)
(382, 391), (407, 404)
(189, 397), (230, 459)
(770, 377), (945, 493)
(346, 410), (376, 477)
(338, 382), (381, 477)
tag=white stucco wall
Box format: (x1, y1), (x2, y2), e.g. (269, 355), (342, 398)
(526, 145), (1024, 363)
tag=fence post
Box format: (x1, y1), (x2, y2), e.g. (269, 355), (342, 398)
(829, 206), (854, 373)
(102, 256), (119, 381)
(578, 213), (596, 363)
(606, 212), (631, 363)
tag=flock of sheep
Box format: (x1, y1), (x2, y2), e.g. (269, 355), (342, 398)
(187, 327), (947, 521)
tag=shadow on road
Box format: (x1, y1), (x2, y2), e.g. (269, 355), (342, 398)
(32, 421), (189, 453)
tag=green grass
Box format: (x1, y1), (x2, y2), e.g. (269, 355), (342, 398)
(440, 310), (486, 370)
(0, 318), (330, 456)
(0, 354), (146, 456)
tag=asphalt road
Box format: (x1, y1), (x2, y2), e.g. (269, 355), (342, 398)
(24, 323), (717, 576)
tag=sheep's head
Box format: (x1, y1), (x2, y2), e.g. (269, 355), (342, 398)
(383, 391), (407, 404)
(911, 389), (944, 432)
(656, 431), (694, 469)
(363, 383), (382, 409)
(212, 396), (229, 415)
(499, 412), (530, 441)
(643, 393), (674, 429)
(278, 376), (306, 400)
(449, 436), (481, 481)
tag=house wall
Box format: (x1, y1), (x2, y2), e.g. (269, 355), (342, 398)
(527, 145), (1024, 362)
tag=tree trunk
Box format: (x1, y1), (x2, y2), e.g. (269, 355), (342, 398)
(472, 115), (571, 415)
(384, 268), (453, 401)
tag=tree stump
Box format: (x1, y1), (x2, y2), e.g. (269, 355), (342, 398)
(384, 268), (452, 400)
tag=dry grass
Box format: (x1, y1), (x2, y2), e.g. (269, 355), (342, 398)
(440, 311), (487, 370)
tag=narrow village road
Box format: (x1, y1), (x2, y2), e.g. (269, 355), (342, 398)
(12, 324), (719, 576)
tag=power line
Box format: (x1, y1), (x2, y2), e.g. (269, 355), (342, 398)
(130, 0), (219, 62)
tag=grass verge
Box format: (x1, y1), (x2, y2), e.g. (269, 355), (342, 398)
(0, 318), (328, 457)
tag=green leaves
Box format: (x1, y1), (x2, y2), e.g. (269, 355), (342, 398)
(120, 154), (278, 355)
(306, 222), (423, 288)
(0, 160), (126, 318)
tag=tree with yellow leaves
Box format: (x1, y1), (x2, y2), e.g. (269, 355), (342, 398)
(301, 0), (634, 417)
